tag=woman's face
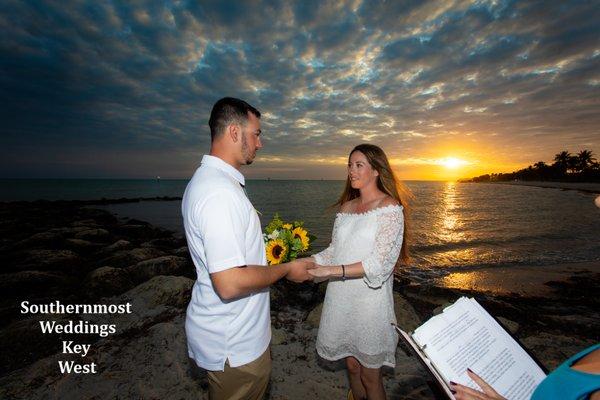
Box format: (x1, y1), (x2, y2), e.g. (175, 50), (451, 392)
(348, 150), (379, 190)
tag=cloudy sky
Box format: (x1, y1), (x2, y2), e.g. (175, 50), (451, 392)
(1, 0), (598, 180)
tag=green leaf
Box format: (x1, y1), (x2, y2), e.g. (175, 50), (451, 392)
(265, 213), (284, 234)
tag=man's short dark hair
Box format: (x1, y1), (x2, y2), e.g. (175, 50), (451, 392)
(208, 97), (261, 141)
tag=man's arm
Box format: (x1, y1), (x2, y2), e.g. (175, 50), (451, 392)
(210, 259), (314, 301)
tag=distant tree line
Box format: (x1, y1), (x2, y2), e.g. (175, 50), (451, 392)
(463, 150), (600, 183)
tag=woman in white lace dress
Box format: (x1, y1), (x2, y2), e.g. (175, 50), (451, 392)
(307, 144), (411, 400)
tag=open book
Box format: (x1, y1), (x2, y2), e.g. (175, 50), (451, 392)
(395, 297), (546, 400)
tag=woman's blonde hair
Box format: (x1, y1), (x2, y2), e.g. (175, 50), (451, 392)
(334, 143), (413, 265)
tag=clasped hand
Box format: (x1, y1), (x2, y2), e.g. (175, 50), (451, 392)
(285, 258), (317, 283)
(307, 265), (331, 283)
(285, 257), (332, 283)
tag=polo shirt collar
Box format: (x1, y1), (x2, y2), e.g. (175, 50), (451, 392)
(201, 155), (245, 186)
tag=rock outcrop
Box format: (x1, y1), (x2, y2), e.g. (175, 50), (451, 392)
(1, 201), (598, 400)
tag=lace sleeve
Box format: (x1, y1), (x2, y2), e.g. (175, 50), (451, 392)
(313, 217), (339, 266)
(362, 208), (404, 288)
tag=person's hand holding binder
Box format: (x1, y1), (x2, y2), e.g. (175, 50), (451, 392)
(450, 369), (505, 400)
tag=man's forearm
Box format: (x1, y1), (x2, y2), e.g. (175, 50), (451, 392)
(210, 264), (289, 300)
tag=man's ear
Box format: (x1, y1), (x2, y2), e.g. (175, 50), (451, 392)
(228, 124), (240, 143)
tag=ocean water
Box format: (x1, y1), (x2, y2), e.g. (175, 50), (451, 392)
(2, 179), (599, 270)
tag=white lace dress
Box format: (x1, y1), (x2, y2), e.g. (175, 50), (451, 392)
(313, 204), (404, 368)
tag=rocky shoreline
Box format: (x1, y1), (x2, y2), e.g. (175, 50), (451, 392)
(0, 201), (598, 399)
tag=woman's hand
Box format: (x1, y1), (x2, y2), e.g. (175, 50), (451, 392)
(307, 264), (332, 283)
(451, 369), (506, 400)
(285, 258), (316, 283)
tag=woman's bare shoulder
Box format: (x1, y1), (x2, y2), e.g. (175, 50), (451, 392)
(340, 198), (357, 213)
(379, 195), (400, 207)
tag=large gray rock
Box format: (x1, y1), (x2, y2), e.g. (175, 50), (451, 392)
(18, 249), (81, 271)
(46, 226), (90, 236)
(306, 303), (323, 328)
(87, 275), (194, 335)
(497, 317), (519, 334)
(141, 237), (186, 250)
(126, 256), (190, 283)
(99, 239), (132, 255)
(174, 246), (190, 257)
(394, 292), (422, 332)
(0, 314), (73, 376)
(71, 219), (99, 227)
(546, 314), (600, 332)
(98, 247), (165, 268)
(0, 270), (71, 295)
(521, 333), (596, 371)
(14, 230), (64, 249)
(64, 238), (98, 250)
(74, 228), (111, 241)
(433, 301), (454, 315)
(0, 314), (207, 400)
(85, 266), (135, 297)
(114, 223), (164, 240)
(119, 275), (192, 311)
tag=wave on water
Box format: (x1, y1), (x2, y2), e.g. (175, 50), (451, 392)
(412, 232), (575, 253)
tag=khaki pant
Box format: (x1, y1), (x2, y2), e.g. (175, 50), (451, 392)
(206, 348), (271, 400)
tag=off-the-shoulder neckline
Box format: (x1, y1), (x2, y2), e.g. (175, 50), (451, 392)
(336, 203), (403, 217)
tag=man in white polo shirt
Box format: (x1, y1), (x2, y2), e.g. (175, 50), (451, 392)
(182, 97), (314, 400)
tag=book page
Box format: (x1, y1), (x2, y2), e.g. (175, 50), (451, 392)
(412, 297), (545, 400)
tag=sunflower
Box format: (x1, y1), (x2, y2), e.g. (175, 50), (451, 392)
(266, 239), (288, 265)
(292, 227), (310, 251)
(282, 223), (293, 230)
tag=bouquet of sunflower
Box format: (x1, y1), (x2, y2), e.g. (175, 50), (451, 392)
(264, 213), (315, 265)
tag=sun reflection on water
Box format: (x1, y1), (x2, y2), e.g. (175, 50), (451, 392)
(440, 272), (485, 291)
(439, 181), (465, 242)
(438, 270), (514, 295)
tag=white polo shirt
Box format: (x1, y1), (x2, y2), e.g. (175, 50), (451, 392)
(182, 155), (270, 371)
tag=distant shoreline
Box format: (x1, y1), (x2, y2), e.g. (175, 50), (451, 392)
(463, 180), (600, 194)
(0, 196), (183, 205)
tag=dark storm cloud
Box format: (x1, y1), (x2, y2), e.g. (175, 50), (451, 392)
(0, 0), (598, 178)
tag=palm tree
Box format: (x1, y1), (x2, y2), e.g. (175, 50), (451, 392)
(577, 150), (596, 171)
(553, 151), (570, 175)
(553, 151), (570, 164)
(533, 161), (549, 180)
(567, 155), (579, 174)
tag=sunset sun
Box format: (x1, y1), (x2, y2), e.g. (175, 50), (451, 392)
(439, 157), (469, 169)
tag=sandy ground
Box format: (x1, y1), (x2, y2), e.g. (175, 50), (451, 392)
(267, 300), (437, 400)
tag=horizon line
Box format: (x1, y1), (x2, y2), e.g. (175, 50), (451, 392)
(0, 177), (460, 182)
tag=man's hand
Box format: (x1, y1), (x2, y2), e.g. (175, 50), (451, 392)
(285, 259), (316, 283)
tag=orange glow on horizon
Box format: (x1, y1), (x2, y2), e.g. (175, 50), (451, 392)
(254, 140), (526, 181)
